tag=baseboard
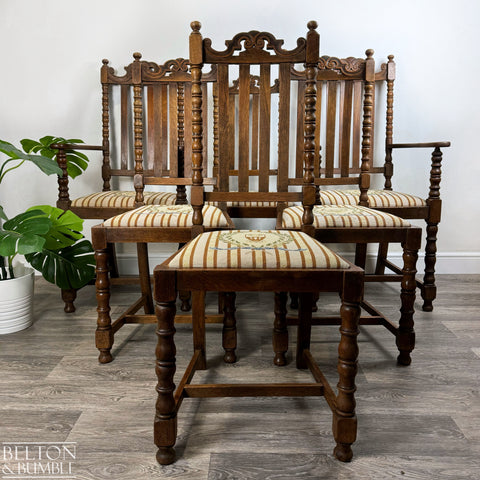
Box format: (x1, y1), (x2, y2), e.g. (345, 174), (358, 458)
(115, 251), (480, 275)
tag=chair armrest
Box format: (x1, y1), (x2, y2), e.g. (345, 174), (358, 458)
(51, 143), (104, 151)
(388, 141), (451, 149)
(52, 143), (105, 211)
(386, 141), (450, 203)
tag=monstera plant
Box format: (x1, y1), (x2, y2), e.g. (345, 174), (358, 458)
(0, 137), (94, 290)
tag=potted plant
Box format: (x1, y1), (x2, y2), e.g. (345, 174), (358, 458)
(0, 137), (95, 334)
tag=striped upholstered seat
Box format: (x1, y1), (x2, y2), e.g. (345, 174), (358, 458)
(281, 205), (410, 229)
(71, 190), (177, 209)
(103, 204), (230, 228)
(319, 189), (426, 208)
(168, 230), (349, 269)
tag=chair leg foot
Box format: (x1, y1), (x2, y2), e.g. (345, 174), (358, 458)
(179, 290), (192, 312)
(223, 351), (237, 363)
(397, 351), (412, 366)
(273, 353), (286, 366)
(62, 288), (77, 313)
(422, 301), (433, 312)
(333, 443), (353, 462)
(98, 350), (113, 364)
(156, 447), (176, 465)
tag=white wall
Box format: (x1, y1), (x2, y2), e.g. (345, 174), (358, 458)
(1, 0), (479, 273)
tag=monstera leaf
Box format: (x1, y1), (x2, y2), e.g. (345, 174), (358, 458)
(0, 140), (62, 179)
(21, 135), (89, 179)
(0, 209), (52, 256)
(25, 239), (95, 289)
(26, 205), (84, 250)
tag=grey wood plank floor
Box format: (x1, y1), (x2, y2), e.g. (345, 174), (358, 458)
(1, 275), (479, 479)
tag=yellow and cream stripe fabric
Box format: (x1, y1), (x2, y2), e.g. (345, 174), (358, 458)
(281, 205), (410, 229)
(206, 201), (297, 207)
(168, 230), (350, 269)
(71, 190), (177, 208)
(319, 189), (426, 208)
(103, 204), (229, 228)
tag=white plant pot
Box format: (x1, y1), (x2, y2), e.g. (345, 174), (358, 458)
(0, 264), (35, 334)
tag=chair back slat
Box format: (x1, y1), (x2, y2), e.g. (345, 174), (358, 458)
(250, 85), (260, 171)
(325, 80), (337, 178)
(277, 63), (291, 192)
(238, 64), (251, 192)
(339, 80), (353, 177)
(120, 84), (130, 171)
(258, 65), (271, 192)
(146, 84), (168, 176)
(351, 80), (363, 170)
(217, 64), (231, 192)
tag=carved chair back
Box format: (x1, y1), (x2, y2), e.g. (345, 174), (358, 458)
(291, 52), (398, 206)
(189, 22), (320, 224)
(100, 54), (214, 206)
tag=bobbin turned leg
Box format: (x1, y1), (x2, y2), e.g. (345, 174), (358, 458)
(396, 229), (420, 366)
(93, 229), (114, 364)
(273, 292), (288, 366)
(333, 273), (361, 462)
(154, 268), (177, 465)
(422, 217), (439, 312)
(422, 147), (443, 312)
(222, 292), (237, 364)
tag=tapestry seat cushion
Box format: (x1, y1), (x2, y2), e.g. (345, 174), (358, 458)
(168, 229), (350, 269)
(103, 204), (230, 228)
(71, 190), (177, 208)
(281, 205), (411, 229)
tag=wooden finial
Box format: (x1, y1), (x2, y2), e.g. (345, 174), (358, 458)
(307, 20), (318, 30)
(133, 52), (142, 61)
(191, 21), (201, 32)
(388, 54), (395, 61)
(365, 49), (374, 58)
(102, 59), (109, 65)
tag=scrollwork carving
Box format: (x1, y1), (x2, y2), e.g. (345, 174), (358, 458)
(103, 58), (133, 84)
(318, 55), (365, 75)
(204, 30), (307, 62)
(141, 58), (190, 81)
